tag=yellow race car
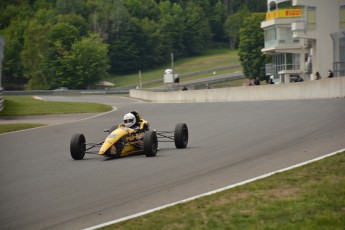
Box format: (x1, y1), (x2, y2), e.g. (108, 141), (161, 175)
(70, 112), (188, 160)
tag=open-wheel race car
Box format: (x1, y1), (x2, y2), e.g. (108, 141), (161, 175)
(70, 112), (188, 160)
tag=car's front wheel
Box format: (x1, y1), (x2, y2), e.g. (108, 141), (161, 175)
(70, 133), (86, 160)
(174, 123), (188, 149)
(143, 131), (158, 157)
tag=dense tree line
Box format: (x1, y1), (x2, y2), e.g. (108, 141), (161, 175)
(239, 13), (267, 80)
(0, 0), (266, 89)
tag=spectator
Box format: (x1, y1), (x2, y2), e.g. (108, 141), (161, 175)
(254, 77), (260, 85)
(327, 70), (334, 78)
(248, 79), (254, 86)
(315, 71), (321, 80)
(181, 85), (188, 91)
(269, 75), (274, 84)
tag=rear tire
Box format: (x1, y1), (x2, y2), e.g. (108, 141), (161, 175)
(174, 123), (188, 149)
(70, 134), (86, 160)
(143, 131), (158, 157)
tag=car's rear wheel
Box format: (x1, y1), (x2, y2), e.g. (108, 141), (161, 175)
(143, 131), (158, 157)
(174, 123), (188, 149)
(70, 134), (86, 160)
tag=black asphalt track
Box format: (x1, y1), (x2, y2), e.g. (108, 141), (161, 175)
(0, 96), (344, 229)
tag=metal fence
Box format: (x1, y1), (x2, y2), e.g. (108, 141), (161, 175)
(2, 64), (243, 96)
(3, 89), (130, 96)
(122, 64), (242, 89)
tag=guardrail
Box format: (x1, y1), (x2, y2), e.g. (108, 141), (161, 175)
(0, 87), (3, 112)
(3, 89), (130, 96)
(122, 64), (242, 89)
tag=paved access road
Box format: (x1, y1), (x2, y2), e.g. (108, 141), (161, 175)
(0, 96), (344, 230)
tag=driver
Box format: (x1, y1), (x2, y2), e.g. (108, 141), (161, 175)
(123, 112), (139, 129)
(123, 111), (148, 131)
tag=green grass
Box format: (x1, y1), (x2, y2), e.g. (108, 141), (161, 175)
(0, 96), (113, 133)
(0, 96), (112, 116)
(102, 151), (345, 229)
(210, 78), (247, 88)
(0, 123), (46, 134)
(105, 49), (240, 88)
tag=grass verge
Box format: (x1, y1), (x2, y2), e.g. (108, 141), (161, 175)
(0, 96), (112, 116)
(0, 123), (46, 134)
(102, 151), (345, 229)
(105, 49), (240, 88)
(0, 96), (112, 133)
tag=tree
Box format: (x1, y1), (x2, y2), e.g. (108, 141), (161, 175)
(1, 0), (268, 88)
(183, 2), (212, 55)
(20, 9), (56, 89)
(136, 17), (165, 68)
(246, 0), (266, 12)
(158, 1), (185, 58)
(88, 0), (130, 42)
(0, 2), (35, 89)
(1, 18), (27, 79)
(224, 6), (250, 49)
(108, 18), (141, 73)
(49, 22), (80, 49)
(124, 0), (160, 20)
(40, 22), (81, 89)
(238, 12), (267, 79)
(56, 13), (89, 37)
(59, 34), (109, 89)
(209, 1), (227, 43)
(55, 0), (87, 17)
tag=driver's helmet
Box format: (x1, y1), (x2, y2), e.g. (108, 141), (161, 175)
(123, 113), (136, 128)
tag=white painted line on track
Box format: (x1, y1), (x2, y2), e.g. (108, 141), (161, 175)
(83, 148), (345, 230)
(0, 107), (117, 136)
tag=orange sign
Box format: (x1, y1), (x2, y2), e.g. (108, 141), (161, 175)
(266, 9), (303, 20)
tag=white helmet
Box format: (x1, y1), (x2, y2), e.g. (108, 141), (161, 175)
(123, 113), (136, 128)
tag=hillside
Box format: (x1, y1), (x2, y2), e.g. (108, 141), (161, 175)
(1, 0), (264, 90)
(105, 49), (241, 89)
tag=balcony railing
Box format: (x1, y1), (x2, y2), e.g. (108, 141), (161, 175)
(278, 64), (301, 71)
(265, 39), (300, 48)
(266, 9), (303, 20)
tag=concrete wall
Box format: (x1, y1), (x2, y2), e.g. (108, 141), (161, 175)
(130, 77), (345, 102)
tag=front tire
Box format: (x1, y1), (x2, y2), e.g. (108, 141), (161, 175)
(143, 131), (158, 157)
(174, 123), (188, 149)
(70, 134), (86, 160)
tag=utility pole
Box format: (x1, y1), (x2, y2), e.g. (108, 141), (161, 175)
(138, 70), (142, 89)
(171, 53), (174, 91)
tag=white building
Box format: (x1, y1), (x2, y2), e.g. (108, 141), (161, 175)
(261, 0), (345, 83)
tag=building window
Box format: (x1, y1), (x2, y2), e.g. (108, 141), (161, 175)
(272, 53), (300, 76)
(279, 27), (292, 43)
(306, 7), (316, 30)
(264, 28), (277, 47)
(340, 6), (345, 29)
(265, 28), (277, 42)
(286, 53), (300, 70)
